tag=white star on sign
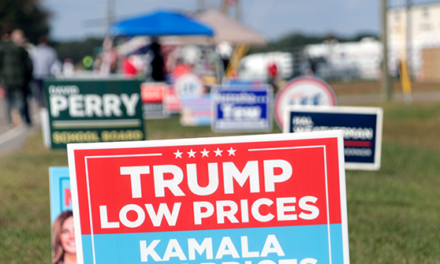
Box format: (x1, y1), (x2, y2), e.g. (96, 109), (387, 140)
(214, 148), (223, 157)
(227, 147), (236, 156)
(201, 148), (210, 157)
(187, 149), (196, 158)
(174, 150), (183, 159)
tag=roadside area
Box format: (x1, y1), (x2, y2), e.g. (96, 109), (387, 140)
(0, 98), (41, 157)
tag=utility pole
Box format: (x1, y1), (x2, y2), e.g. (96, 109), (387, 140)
(221, 0), (228, 14)
(107, 0), (115, 30)
(381, 0), (392, 101)
(235, 0), (241, 21)
(221, 0), (240, 21)
(197, 0), (205, 13)
(407, 0), (412, 76)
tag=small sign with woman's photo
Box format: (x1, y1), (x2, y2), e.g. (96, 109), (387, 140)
(49, 167), (77, 264)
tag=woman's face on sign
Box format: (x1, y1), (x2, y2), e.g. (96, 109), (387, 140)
(60, 216), (76, 254)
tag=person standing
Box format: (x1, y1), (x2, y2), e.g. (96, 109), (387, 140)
(11, 29), (33, 126)
(0, 27), (33, 127)
(267, 61), (279, 93)
(31, 35), (58, 108)
(149, 38), (166, 82)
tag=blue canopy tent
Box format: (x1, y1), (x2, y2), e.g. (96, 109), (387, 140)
(109, 10), (214, 37)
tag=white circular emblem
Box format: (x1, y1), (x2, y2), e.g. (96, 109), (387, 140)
(274, 77), (337, 129)
(173, 73), (205, 98)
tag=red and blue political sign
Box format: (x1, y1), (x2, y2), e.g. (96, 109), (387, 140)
(50, 167), (79, 262)
(49, 167), (72, 222)
(67, 132), (349, 264)
(283, 106), (383, 170)
(141, 82), (170, 119)
(211, 85), (273, 132)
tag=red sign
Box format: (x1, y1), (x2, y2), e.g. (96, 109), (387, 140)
(164, 88), (181, 113)
(141, 83), (166, 103)
(68, 132), (349, 264)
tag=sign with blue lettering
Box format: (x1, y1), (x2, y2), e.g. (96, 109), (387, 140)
(283, 106), (383, 170)
(49, 167), (72, 222)
(211, 85), (272, 132)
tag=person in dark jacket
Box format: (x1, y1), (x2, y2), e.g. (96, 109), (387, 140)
(0, 27), (33, 126)
(149, 39), (166, 82)
(130, 37), (166, 82)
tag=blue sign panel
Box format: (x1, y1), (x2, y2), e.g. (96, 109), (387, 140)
(283, 106), (383, 170)
(212, 86), (272, 132)
(49, 167), (72, 223)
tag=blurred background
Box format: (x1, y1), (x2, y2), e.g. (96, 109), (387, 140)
(2, 0), (437, 87)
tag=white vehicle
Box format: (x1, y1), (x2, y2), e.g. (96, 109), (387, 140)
(238, 52), (293, 81)
(305, 38), (382, 80)
(238, 37), (382, 82)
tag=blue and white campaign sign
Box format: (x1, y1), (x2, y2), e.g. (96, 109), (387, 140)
(275, 77), (337, 130)
(283, 106), (383, 170)
(211, 85), (273, 132)
(49, 167), (72, 223)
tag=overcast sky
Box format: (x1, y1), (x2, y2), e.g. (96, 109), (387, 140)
(40, 0), (439, 41)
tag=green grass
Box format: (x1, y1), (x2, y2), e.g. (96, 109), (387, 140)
(347, 143), (440, 263)
(0, 103), (440, 263)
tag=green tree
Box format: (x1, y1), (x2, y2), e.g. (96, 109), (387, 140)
(0, 0), (50, 44)
(273, 32), (323, 50)
(249, 32), (378, 54)
(53, 37), (104, 65)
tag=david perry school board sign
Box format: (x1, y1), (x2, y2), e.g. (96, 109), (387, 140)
(45, 79), (145, 149)
(67, 132), (349, 264)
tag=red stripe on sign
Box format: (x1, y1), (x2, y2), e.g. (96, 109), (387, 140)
(73, 137), (343, 235)
(344, 140), (372, 147)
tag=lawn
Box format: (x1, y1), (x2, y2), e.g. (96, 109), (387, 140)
(0, 101), (439, 263)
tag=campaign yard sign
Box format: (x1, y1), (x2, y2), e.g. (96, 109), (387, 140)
(50, 167), (78, 263)
(283, 106), (383, 170)
(44, 78), (145, 149)
(211, 86), (273, 132)
(274, 77), (337, 130)
(67, 132), (349, 264)
(180, 95), (212, 126)
(141, 82), (169, 119)
(49, 167), (72, 222)
(174, 73), (205, 98)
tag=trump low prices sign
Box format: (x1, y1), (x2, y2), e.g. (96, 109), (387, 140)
(283, 106), (383, 170)
(45, 78), (145, 149)
(67, 132), (349, 264)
